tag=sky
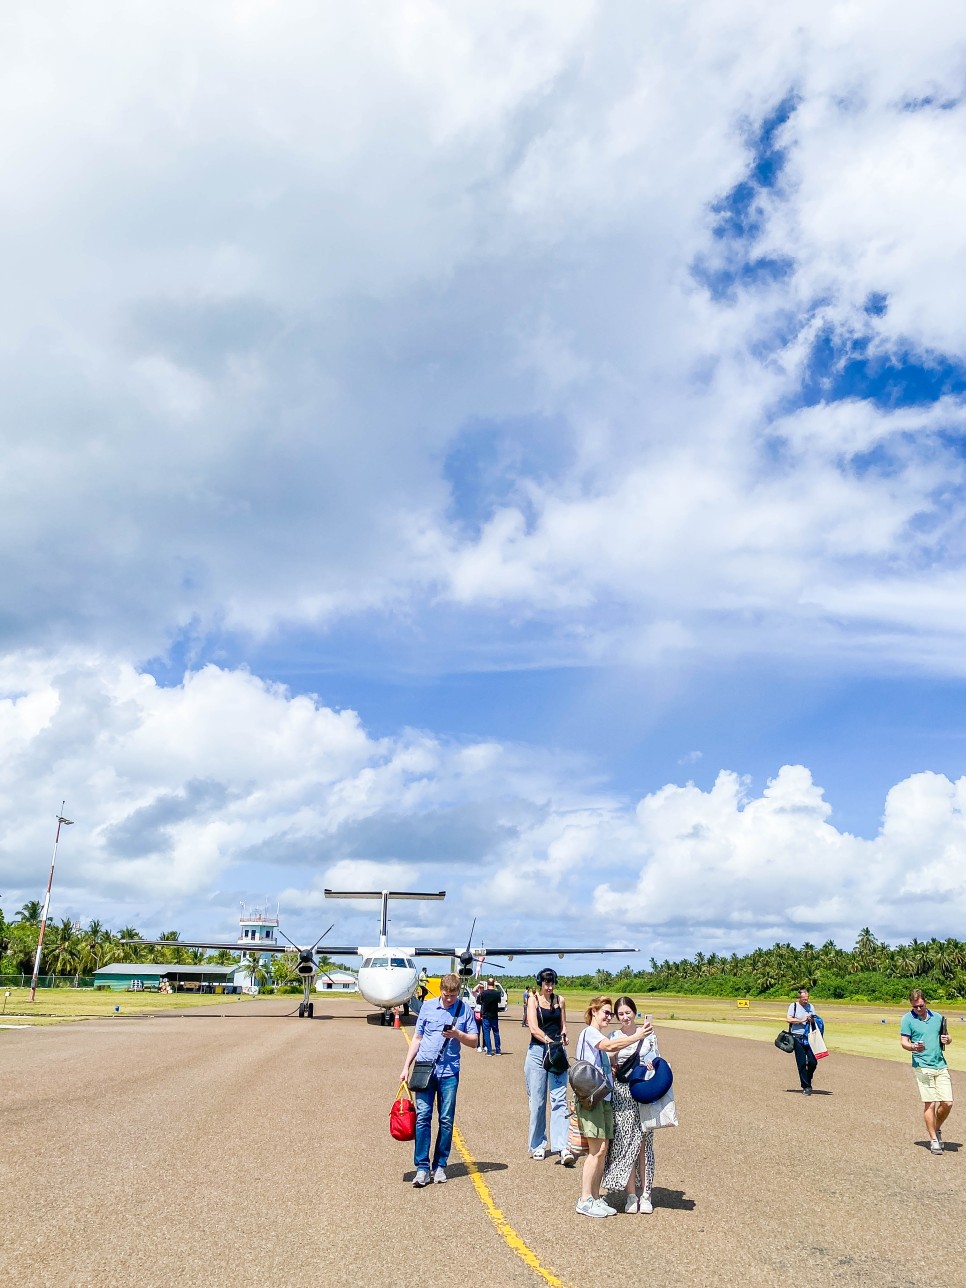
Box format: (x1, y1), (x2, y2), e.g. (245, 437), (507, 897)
(3, 1), (966, 967)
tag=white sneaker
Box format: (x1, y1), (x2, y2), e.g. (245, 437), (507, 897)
(433, 1167), (447, 1184)
(639, 1194), (653, 1214)
(576, 1197), (608, 1218)
(623, 1194), (639, 1213)
(530, 1147), (546, 1160)
(592, 1198), (618, 1217)
(413, 1170), (430, 1188)
(930, 1139), (943, 1155)
(558, 1150), (577, 1168)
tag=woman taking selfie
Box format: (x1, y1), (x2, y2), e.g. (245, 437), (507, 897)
(574, 996), (653, 1217)
(602, 995), (658, 1213)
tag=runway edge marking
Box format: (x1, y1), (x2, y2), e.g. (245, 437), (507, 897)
(399, 1029), (570, 1288)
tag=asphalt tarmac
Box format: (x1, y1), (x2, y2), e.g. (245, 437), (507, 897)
(2, 1001), (964, 1288)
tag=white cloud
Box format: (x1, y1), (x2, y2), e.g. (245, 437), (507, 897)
(1, 4), (965, 673)
(4, 7), (966, 961)
(594, 765), (966, 952)
(3, 652), (965, 954)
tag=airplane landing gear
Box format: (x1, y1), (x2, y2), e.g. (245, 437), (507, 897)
(298, 1002), (305, 1017)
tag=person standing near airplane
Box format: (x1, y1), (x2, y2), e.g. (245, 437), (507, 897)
(525, 968), (573, 1164)
(787, 988), (821, 1095)
(479, 977), (503, 1055)
(602, 995), (658, 1213)
(400, 972), (478, 1188)
(574, 997), (654, 1218)
(900, 988), (953, 1155)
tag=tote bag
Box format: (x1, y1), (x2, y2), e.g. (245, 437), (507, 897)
(807, 1026), (829, 1060)
(638, 1086), (678, 1130)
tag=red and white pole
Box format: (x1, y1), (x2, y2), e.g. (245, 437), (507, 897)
(28, 804), (74, 1003)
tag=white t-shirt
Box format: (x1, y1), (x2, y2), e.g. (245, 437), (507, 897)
(610, 1029), (659, 1068)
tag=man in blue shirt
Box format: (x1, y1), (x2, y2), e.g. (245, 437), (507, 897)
(899, 988), (952, 1155)
(399, 972), (478, 1187)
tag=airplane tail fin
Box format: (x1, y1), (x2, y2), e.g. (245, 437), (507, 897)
(324, 889), (445, 943)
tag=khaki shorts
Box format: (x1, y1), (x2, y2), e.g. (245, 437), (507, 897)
(914, 1066), (953, 1103)
(576, 1098), (614, 1139)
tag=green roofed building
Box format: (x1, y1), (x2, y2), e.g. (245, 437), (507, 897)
(92, 963), (244, 993)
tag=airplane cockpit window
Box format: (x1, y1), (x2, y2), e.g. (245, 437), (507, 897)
(405, 959), (415, 970)
(391, 957), (407, 968)
(361, 958), (374, 969)
(372, 958), (390, 969)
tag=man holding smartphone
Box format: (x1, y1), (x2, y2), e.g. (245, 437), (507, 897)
(399, 973), (478, 1187)
(900, 988), (953, 1154)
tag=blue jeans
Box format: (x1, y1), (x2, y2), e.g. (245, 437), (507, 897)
(524, 1043), (569, 1153)
(482, 1016), (501, 1054)
(794, 1036), (817, 1089)
(414, 1073), (460, 1172)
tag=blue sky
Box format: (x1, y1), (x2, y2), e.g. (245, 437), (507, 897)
(3, 2), (966, 965)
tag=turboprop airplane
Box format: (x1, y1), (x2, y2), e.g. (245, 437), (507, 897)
(126, 888), (636, 1023)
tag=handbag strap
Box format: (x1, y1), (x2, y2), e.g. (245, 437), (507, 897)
(614, 1037), (644, 1079)
(397, 1082), (412, 1101)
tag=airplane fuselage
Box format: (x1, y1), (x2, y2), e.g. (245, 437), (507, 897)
(356, 946), (419, 1010)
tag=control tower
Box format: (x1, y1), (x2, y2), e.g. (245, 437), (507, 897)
(238, 902), (279, 990)
(238, 902), (279, 950)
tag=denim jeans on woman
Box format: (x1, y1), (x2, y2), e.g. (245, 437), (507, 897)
(414, 1073), (460, 1172)
(524, 1043), (569, 1153)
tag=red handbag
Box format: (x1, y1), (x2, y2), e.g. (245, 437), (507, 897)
(390, 1084), (417, 1141)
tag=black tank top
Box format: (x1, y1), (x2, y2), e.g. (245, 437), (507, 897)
(529, 995), (562, 1046)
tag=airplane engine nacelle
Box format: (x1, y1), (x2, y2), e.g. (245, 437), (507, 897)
(296, 955), (315, 977)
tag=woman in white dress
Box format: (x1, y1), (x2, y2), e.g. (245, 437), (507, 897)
(602, 995), (657, 1213)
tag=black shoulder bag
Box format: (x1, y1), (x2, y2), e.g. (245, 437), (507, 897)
(538, 996), (569, 1073)
(409, 1000), (466, 1090)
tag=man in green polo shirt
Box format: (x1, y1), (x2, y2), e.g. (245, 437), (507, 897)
(899, 988), (952, 1155)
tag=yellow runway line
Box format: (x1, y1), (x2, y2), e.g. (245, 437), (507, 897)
(451, 1124), (569, 1288)
(400, 1029), (569, 1288)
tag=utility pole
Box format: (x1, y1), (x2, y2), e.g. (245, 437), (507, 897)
(29, 805), (74, 1003)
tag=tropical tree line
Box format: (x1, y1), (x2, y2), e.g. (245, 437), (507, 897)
(5, 903), (963, 1000)
(502, 928), (966, 1003)
(0, 902), (338, 989)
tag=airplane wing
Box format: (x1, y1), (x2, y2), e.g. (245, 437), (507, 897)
(411, 946), (636, 958)
(121, 939), (362, 955)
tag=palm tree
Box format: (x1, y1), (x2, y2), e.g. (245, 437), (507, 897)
(929, 939), (956, 981)
(77, 919), (113, 974)
(16, 900), (42, 925)
(116, 929), (143, 964)
(48, 917), (80, 977)
(156, 931), (182, 965)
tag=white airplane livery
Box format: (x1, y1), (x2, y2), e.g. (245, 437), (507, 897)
(127, 888), (635, 1023)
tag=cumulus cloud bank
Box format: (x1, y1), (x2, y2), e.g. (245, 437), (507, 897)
(1, 3), (965, 670)
(3, 4), (966, 952)
(2, 657), (964, 955)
